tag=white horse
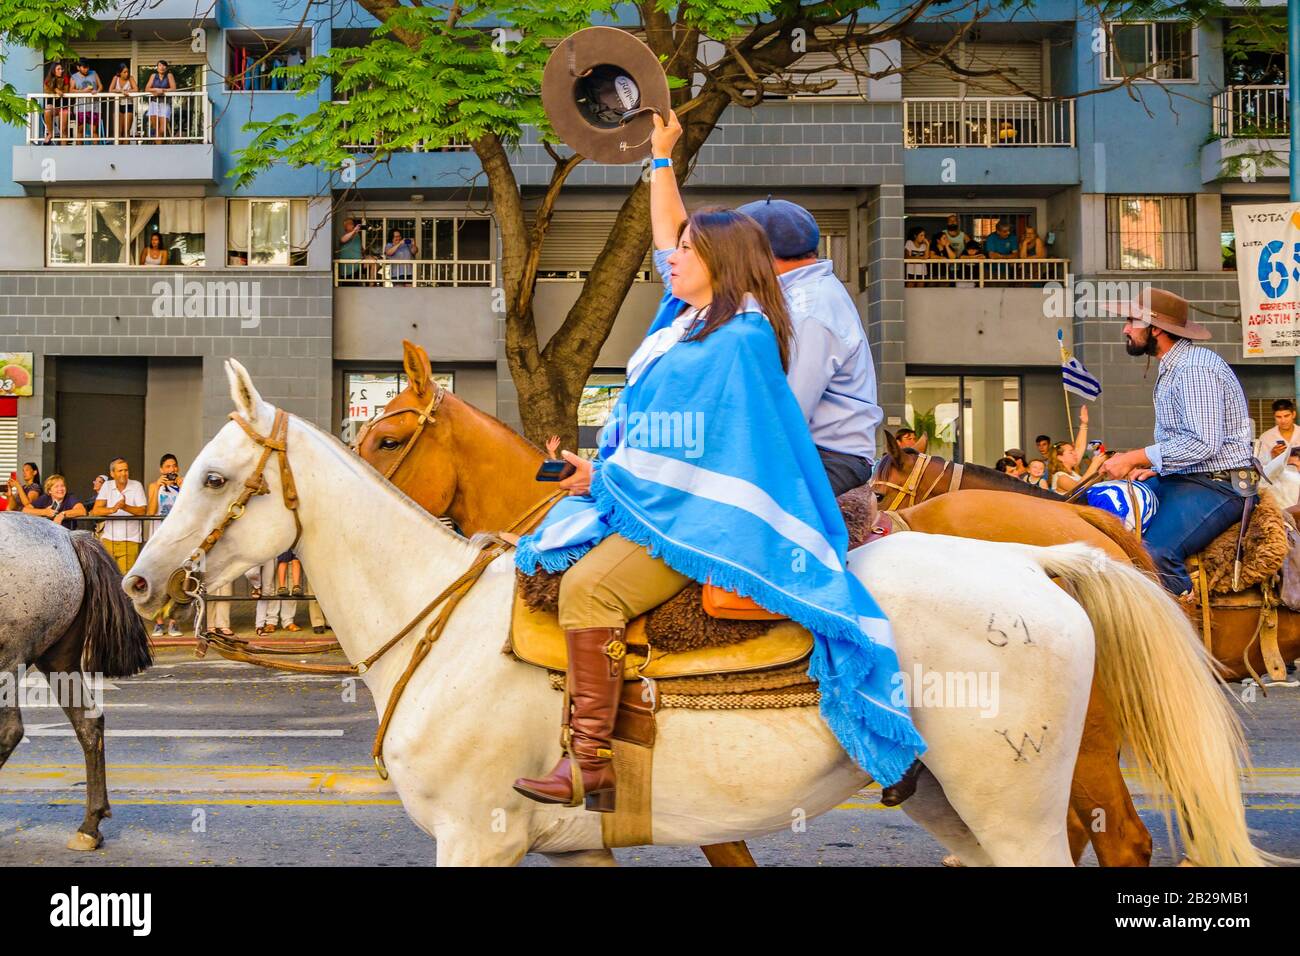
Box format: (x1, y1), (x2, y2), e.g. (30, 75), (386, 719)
(123, 361), (1265, 866)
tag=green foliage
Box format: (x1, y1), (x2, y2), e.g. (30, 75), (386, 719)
(0, 0), (116, 126)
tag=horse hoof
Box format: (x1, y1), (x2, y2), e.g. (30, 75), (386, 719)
(66, 831), (102, 852)
(941, 854), (964, 867)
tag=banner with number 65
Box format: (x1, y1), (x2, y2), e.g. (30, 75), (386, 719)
(1234, 202), (1300, 357)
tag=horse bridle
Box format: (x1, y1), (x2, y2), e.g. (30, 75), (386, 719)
(162, 395), (563, 779)
(873, 451), (965, 511)
(165, 408), (302, 606)
(352, 383), (445, 481)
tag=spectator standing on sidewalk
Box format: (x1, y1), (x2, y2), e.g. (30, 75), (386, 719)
(147, 453), (185, 637)
(91, 457), (147, 573)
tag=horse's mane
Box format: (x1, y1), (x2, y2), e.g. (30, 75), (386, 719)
(960, 460), (1066, 501)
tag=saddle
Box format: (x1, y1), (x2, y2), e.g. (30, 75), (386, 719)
(507, 484), (894, 682)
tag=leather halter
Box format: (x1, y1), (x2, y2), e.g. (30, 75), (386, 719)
(165, 408), (302, 606)
(874, 452), (964, 511)
(353, 384), (445, 481)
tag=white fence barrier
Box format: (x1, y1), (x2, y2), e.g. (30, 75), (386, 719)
(27, 92), (211, 144)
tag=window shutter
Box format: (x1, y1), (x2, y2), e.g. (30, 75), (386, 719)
(902, 45), (962, 97)
(964, 44), (1044, 97)
(0, 419), (17, 480)
(533, 212), (652, 275)
(136, 39), (209, 67)
(781, 48), (871, 99)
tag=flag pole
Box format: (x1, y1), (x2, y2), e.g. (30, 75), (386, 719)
(1058, 328), (1076, 445)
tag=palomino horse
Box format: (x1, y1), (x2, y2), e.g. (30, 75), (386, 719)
(872, 432), (1300, 685)
(353, 343), (1151, 866)
(0, 514), (153, 849)
(120, 361), (1268, 865)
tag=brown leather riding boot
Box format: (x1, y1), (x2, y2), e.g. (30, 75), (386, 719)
(513, 627), (626, 813)
(879, 758), (925, 807)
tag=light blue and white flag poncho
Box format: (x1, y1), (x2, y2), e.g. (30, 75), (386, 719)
(516, 295), (926, 787)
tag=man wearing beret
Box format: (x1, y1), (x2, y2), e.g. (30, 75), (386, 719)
(649, 112), (883, 495)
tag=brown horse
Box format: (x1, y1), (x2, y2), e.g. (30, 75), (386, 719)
(873, 432), (1300, 685)
(354, 342), (1152, 866)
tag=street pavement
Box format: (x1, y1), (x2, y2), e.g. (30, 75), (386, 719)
(3, 647), (1300, 867)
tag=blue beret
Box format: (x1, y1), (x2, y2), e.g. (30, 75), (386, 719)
(736, 198), (820, 259)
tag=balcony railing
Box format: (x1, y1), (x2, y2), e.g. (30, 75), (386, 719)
(332, 101), (471, 152)
(26, 92), (211, 145)
(906, 257), (1069, 286)
(903, 97), (1075, 148)
(1213, 85), (1289, 138)
(333, 258), (495, 287)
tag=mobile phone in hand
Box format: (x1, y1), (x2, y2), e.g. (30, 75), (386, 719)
(535, 459), (577, 482)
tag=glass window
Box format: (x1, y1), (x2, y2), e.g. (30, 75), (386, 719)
(1105, 22), (1194, 81)
(48, 200), (87, 265)
(905, 374), (1020, 465)
(1105, 195), (1195, 270)
(579, 373), (625, 455)
(226, 31), (309, 92)
(46, 199), (200, 266)
(336, 212), (493, 286)
(228, 199), (308, 267)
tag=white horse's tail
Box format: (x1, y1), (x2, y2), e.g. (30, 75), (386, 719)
(1024, 543), (1272, 866)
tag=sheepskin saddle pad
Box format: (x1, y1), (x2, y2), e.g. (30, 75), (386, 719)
(1190, 495), (1290, 595)
(507, 485), (882, 679)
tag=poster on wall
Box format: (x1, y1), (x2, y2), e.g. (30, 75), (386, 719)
(0, 353), (33, 397)
(1234, 202), (1300, 357)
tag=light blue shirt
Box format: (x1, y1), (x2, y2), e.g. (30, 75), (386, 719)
(650, 249), (881, 460)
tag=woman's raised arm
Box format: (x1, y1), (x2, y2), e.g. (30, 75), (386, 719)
(650, 110), (686, 252)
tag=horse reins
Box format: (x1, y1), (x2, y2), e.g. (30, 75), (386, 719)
(163, 400), (566, 778)
(352, 384), (445, 481)
(875, 452), (965, 510)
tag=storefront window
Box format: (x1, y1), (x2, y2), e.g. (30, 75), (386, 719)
(579, 373), (625, 455)
(905, 374), (1020, 465)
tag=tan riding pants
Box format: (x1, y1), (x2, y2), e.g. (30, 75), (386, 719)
(557, 533), (692, 631)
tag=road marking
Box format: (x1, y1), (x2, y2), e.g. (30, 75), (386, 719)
(21, 727), (345, 739)
(21, 703), (148, 709)
(0, 797), (403, 807)
(121, 677), (343, 685)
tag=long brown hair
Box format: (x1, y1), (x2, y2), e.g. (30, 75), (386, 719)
(677, 207), (794, 371)
(44, 63), (70, 93)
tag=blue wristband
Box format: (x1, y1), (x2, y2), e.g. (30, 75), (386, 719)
(652, 157), (672, 170)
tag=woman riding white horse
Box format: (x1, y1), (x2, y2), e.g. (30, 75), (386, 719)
(510, 203), (923, 812)
(119, 361), (1267, 865)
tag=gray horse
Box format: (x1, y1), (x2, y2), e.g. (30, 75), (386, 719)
(1, 514), (152, 849)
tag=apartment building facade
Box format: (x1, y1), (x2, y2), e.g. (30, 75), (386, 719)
(0, 0), (1290, 493)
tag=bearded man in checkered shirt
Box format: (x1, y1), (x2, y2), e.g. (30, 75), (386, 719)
(1098, 287), (1256, 598)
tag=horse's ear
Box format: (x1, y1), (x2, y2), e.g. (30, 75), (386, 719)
(225, 359), (270, 425)
(884, 429), (902, 462)
(402, 340), (433, 399)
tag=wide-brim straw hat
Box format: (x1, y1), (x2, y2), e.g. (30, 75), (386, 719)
(541, 26), (670, 165)
(1099, 286), (1211, 340)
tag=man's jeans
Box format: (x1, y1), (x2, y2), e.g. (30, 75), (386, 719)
(1142, 474), (1251, 595)
(818, 446), (874, 497)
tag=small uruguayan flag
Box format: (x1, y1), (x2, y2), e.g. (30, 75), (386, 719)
(1062, 355), (1101, 400)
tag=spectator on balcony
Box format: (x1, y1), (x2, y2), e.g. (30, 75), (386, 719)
(384, 229), (418, 286)
(904, 227), (930, 287)
(109, 63), (138, 142)
(70, 59), (104, 143)
(87, 474), (107, 512)
(1020, 226), (1046, 259)
(140, 232), (169, 266)
(983, 221), (1019, 259)
(338, 217), (364, 283)
(931, 230), (959, 260)
(957, 240), (985, 288)
(91, 457), (148, 574)
(943, 215), (969, 250)
(23, 474), (86, 526)
(145, 60), (177, 144)
(42, 63), (72, 143)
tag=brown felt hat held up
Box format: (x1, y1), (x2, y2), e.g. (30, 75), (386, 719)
(541, 26), (671, 165)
